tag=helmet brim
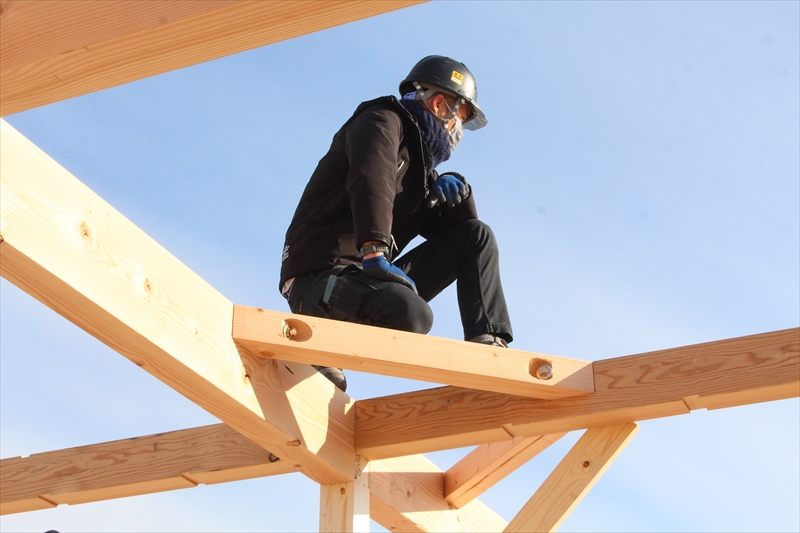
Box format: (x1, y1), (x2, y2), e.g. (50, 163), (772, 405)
(463, 99), (487, 130)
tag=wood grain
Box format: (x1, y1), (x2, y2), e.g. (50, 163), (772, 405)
(355, 328), (799, 458)
(0, 119), (356, 485)
(0, 424), (298, 515)
(444, 434), (567, 508)
(234, 305), (595, 400)
(369, 455), (508, 532)
(0, 0), (426, 116)
(504, 423), (639, 532)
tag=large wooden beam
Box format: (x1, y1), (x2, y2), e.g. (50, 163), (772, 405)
(444, 434), (567, 508)
(0, 424), (298, 516)
(233, 305), (594, 400)
(369, 455), (508, 533)
(355, 328), (799, 458)
(0, 119), (355, 485)
(0, 0), (425, 116)
(0, 425), (506, 533)
(504, 423), (640, 533)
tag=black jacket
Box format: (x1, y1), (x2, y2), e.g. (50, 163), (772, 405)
(279, 96), (477, 289)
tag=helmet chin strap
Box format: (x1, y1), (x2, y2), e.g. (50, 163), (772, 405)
(412, 81), (463, 128)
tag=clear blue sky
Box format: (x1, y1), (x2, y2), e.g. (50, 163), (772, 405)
(2, 1), (798, 531)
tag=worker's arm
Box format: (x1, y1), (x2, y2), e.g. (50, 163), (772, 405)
(344, 106), (403, 250)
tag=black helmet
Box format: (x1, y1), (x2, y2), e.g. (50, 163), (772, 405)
(399, 55), (487, 130)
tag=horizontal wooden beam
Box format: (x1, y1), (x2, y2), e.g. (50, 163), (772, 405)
(369, 455), (508, 532)
(0, 425), (507, 533)
(233, 305), (595, 400)
(0, 0), (425, 116)
(355, 328), (800, 458)
(0, 424), (298, 516)
(444, 434), (567, 508)
(504, 423), (640, 533)
(0, 119), (355, 485)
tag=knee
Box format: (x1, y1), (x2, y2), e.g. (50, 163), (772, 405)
(463, 219), (497, 249)
(372, 291), (434, 334)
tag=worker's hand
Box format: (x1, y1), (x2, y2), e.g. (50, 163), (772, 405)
(362, 255), (418, 294)
(430, 173), (469, 208)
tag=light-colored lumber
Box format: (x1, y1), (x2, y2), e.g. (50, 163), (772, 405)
(0, 118), (356, 485)
(0, 422), (504, 531)
(320, 466), (370, 533)
(0, 424), (297, 516)
(0, 0), (425, 116)
(356, 328), (800, 458)
(504, 423), (640, 533)
(369, 455), (508, 533)
(444, 434), (567, 508)
(233, 305), (594, 400)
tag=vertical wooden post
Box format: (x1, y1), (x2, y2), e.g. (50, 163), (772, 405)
(320, 463), (369, 533)
(505, 423), (639, 533)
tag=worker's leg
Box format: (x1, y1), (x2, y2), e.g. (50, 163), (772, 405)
(288, 267), (433, 334)
(394, 219), (513, 343)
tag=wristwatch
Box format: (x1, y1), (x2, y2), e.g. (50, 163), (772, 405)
(360, 244), (390, 257)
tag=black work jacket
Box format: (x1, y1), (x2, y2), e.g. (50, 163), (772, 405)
(279, 96), (477, 289)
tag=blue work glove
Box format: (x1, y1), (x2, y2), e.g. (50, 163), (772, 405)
(429, 173), (470, 208)
(362, 255), (417, 294)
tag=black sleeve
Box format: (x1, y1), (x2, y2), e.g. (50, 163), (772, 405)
(344, 106), (404, 248)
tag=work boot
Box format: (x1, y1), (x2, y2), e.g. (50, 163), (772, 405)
(469, 334), (509, 348)
(313, 365), (347, 392)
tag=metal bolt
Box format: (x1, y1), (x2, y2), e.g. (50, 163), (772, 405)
(282, 323), (297, 339)
(534, 364), (553, 380)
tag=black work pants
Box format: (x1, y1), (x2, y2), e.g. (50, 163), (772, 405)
(287, 219), (513, 343)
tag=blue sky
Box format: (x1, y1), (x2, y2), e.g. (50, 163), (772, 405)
(1, 1), (798, 531)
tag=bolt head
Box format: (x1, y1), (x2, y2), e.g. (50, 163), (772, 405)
(535, 364), (553, 380)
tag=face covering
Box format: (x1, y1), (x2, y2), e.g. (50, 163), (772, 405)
(447, 116), (464, 151)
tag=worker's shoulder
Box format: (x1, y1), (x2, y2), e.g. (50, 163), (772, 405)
(348, 96), (411, 127)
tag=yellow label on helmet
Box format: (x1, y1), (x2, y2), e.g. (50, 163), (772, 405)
(451, 70), (464, 85)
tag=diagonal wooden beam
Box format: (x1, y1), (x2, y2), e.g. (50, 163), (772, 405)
(504, 423), (640, 533)
(444, 434), (567, 508)
(0, 424), (298, 516)
(0, 118), (355, 485)
(233, 305), (594, 400)
(0, 0), (425, 116)
(355, 328), (800, 458)
(369, 455), (508, 533)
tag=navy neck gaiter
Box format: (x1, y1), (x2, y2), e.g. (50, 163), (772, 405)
(399, 94), (451, 170)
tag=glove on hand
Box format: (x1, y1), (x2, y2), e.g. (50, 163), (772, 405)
(362, 255), (417, 294)
(429, 173), (470, 208)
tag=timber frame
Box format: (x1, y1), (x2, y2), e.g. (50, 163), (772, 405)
(1, 1), (798, 531)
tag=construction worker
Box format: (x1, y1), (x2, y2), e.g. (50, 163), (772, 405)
(279, 56), (513, 391)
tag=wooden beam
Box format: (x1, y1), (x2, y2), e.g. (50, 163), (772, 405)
(0, 118), (355, 485)
(504, 423), (639, 533)
(0, 424), (298, 516)
(444, 434), (567, 508)
(233, 305), (594, 400)
(0, 422), (507, 532)
(355, 328), (800, 458)
(369, 455), (508, 533)
(0, 0), (425, 116)
(320, 466), (370, 533)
